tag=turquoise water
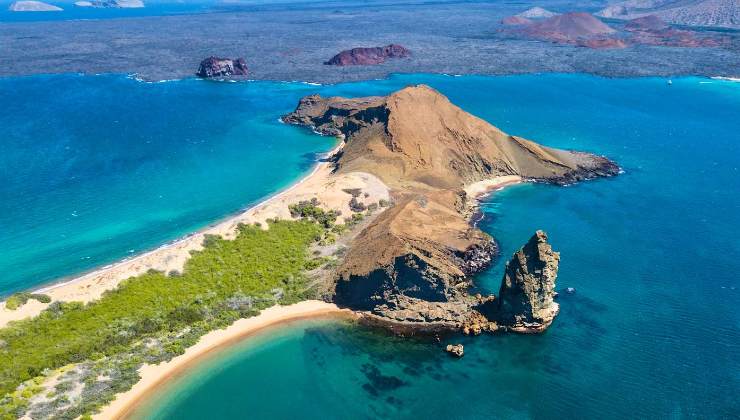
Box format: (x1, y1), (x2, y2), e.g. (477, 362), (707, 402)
(0, 74), (336, 296)
(128, 74), (739, 419)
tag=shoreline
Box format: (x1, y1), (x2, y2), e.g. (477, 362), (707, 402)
(0, 141), (392, 328)
(34, 143), (340, 295)
(95, 301), (355, 420)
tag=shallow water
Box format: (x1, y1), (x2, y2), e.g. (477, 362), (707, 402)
(0, 74), (336, 295)
(127, 73), (739, 418)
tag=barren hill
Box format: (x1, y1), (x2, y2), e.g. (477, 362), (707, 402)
(284, 85), (618, 329)
(521, 12), (616, 41)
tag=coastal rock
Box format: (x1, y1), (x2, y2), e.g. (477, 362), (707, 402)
(445, 344), (464, 357)
(284, 86), (617, 329)
(497, 231), (560, 333)
(9, 0), (62, 11)
(196, 57), (248, 78)
(324, 44), (410, 66)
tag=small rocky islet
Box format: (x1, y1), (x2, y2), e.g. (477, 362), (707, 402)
(196, 56), (249, 78)
(283, 84), (619, 338)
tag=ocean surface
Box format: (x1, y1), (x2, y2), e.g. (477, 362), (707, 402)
(0, 74), (336, 295)
(2, 73), (739, 417)
(132, 74), (738, 419)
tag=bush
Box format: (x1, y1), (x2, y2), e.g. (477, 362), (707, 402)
(349, 197), (366, 212)
(0, 220), (322, 398)
(288, 199), (338, 228)
(4, 293), (51, 310)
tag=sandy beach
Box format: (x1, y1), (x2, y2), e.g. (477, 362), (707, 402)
(464, 175), (523, 199)
(0, 143), (390, 328)
(95, 300), (354, 420)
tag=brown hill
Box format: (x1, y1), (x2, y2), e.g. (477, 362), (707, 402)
(285, 85), (616, 190)
(283, 85), (618, 329)
(522, 12), (616, 41)
(324, 44), (410, 66)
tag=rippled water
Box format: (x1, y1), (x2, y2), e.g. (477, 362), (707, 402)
(0, 74), (336, 295)
(129, 74), (739, 419)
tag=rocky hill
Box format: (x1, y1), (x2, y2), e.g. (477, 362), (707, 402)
(324, 44), (410, 66)
(597, 0), (740, 29)
(519, 12), (616, 42)
(195, 57), (248, 78)
(284, 85), (618, 332)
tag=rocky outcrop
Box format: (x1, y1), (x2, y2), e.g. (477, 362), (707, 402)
(324, 44), (410, 66)
(446, 344), (464, 357)
(496, 231), (560, 333)
(196, 57), (248, 78)
(284, 86), (616, 333)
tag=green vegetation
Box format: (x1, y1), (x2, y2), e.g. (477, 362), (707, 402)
(4, 293), (51, 311)
(0, 220), (323, 418)
(289, 198), (340, 228)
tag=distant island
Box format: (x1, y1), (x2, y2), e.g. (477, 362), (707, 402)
(0, 85), (618, 418)
(74, 0), (144, 8)
(2, 0), (736, 81)
(8, 0), (62, 11)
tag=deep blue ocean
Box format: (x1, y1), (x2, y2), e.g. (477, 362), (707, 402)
(2, 73), (739, 418)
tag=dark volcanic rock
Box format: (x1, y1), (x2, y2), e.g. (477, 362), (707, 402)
(325, 44), (410, 66)
(497, 230), (560, 333)
(196, 56), (248, 78)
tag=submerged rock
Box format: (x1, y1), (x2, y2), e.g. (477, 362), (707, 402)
(196, 57), (248, 78)
(497, 231), (560, 333)
(325, 44), (410, 66)
(445, 344), (464, 357)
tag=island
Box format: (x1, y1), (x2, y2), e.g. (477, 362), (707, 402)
(324, 44), (411, 66)
(8, 1), (62, 11)
(73, 0), (144, 8)
(0, 85), (618, 418)
(196, 56), (249, 78)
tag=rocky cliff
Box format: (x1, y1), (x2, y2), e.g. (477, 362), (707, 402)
(196, 57), (248, 78)
(324, 44), (410, 66)
(283, 85), (617, 333)
(497, 231), (560, 333)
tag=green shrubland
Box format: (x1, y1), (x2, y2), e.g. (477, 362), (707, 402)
(0, 220), (323, 417)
